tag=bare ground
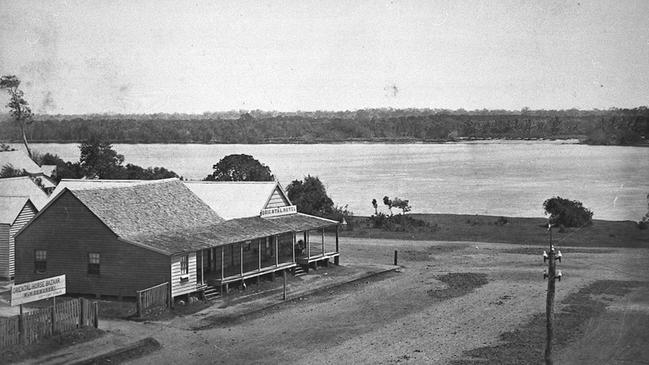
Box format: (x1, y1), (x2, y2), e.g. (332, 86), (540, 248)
(80, 237), (649, 364)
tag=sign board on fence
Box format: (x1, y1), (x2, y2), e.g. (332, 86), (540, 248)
(11, 275), (66, 306)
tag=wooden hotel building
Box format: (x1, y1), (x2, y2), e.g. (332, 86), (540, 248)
(14, 179), (340, 299)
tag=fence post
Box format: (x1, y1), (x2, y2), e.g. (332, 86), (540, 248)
(136, 291), (142, 319)
(79, 298), (84, 327)
(93, 302), (99, 328)
(19, 304), (25, 344)
(51, 306), (56, 335)
(394, 250), (398, 266)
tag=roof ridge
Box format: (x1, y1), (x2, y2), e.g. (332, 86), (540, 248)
(184, 180), (277, 184)
(0, 176), (33, 182)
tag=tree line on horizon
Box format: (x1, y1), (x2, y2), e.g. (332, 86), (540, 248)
(0, 107), (647, 145)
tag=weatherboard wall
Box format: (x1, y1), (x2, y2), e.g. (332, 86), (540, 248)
(8, 202), (36, 279)
(0, 224), (9, 279)
(14, 191), (170, 298)
(170, 252), (197, 297)
(265, 187), (289, 208)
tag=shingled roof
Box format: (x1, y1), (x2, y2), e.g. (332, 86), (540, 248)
(69, 179), (224, 244)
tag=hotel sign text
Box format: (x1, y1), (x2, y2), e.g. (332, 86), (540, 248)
(260, 205), (297, 217)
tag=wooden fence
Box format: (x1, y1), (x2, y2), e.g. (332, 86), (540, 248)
(136, 282), (170, 318)
(0, 298), (98, 348)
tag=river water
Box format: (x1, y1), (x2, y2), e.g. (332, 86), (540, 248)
(18, 141), (649, 221)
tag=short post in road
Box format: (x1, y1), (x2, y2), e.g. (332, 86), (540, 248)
(543, 222), (563, 365)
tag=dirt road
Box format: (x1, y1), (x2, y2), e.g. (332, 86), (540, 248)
(118, 237), (648, 364)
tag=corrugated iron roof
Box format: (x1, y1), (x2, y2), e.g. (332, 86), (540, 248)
(184, 181), (281, 219)
(0, 196), (34, 225)
(0, 150), (42, 174)
(129, 216), (295, 254)
(0, 176), (50, 210)
(266, 213), (339, 231)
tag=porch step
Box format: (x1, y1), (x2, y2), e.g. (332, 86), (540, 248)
(292, 265), (307, 277)
(198, 284), (221, 301)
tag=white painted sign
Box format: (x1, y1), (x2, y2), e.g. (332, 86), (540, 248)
(260, 205), (297, 217)
(11, 275), (66, 306)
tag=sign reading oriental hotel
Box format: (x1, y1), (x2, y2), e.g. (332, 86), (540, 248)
(260, 205), (297, 218)
(11, 275), (66, 306)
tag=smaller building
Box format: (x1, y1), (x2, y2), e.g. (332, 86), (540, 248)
(0, 176), (51, 209)
(0, 197), (37, 279)
(0, 150), (56, 189)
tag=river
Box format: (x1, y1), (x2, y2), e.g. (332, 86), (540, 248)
(15, 141), (649, 221)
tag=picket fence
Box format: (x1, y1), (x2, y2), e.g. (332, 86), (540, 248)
(136, 282), (170, 318)
(0, 298), (98, 348)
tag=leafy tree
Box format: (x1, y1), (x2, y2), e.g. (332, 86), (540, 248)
(371, 198), (378, 215)
(287, 175), (334, 217)
(0, 75), (34, 158)
(543, 196), (593, 228)
(392, 197), (412, 214)
(383, 196), (393, 215)
(0, 164), (28, 178)
(639, 193), (649, 229)
(33, 152), (83, 182)
(204, 154), (273, 181)
(122, 164), (179, 180)
(79, 137), (125, 179)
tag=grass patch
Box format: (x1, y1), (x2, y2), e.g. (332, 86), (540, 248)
(342, 214), (649, 248)
(450, 280), (648, 365)
(499, 247), (616, 255)
(0, 326), (104, 365)
(427, 273), (489, 300)
(71, 337), (161, 365)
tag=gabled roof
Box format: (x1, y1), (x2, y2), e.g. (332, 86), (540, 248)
(49, 179), (166, 201)
(66, 179), (224, 243)
(0, 176), (50, 210)
(0, 150), (42, 175)
(0, 196), (35, 225)
(184, 181), (291, 219)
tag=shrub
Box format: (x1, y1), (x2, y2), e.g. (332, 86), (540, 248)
(543, 197), (593, 228)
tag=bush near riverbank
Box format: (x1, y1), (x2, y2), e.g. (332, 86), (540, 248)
(342, 214), (649, 248)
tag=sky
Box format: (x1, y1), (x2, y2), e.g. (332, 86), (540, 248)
(1, 0), (648, 114)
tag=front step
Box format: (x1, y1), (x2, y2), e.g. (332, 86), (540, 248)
(198, 284), (221, 301)
(292, 265), (307, 277)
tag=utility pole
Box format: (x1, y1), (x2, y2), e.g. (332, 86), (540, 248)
(543, 222), (563, 365)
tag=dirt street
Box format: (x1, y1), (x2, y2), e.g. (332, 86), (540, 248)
(115, 237), (649, 364)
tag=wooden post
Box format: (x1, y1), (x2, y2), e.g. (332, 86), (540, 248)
(93, 302), (99, 328)
(275, 235), (279, 267)
(221, 246), (225, 280)
(335, 227), (340, 265)
(306, 230), (311, 259)
(79, 298), (84, 327)
(258, 239), (262, 271)
(545, 227), (556, 365)
(200, 250), (204, 285)
(169, 283), (174, 309)
(321, 228), (325, 257)
(240, 243), (244, 276)
(394, 250), (398, 266)
(137, 291), (142, 319)
(292, 233), (296, 263)
(19, 304), (25, 344)
(282, 270), (287, 300)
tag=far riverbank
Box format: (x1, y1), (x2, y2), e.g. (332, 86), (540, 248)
(342, 213), (649, 248)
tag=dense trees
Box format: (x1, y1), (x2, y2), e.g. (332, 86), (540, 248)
(1, 75), (34, 157)
(204, 154), (273, 181)
(543, 197), (593, 228)
(32, 139), (179, 182)
(1, 108), (647, 145)
(287, 175), (334, 217)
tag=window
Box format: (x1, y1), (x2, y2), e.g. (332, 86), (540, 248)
(34, 250), (47, 273)
(180, 255), (189, 275)
(88, 253), (100, 275)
